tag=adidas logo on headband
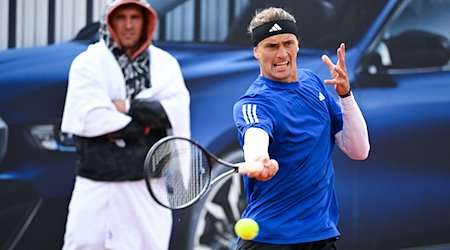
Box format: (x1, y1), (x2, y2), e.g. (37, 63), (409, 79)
(269, 23), (282, 32)
(251, 20), (299, 46)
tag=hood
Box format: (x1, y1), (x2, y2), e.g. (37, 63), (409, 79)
(100, 0), (158, 60)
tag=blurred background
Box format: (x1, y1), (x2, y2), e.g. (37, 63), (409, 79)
(0, 0), (249, 50)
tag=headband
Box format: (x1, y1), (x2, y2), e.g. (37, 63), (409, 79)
(251, 19), (299, 47)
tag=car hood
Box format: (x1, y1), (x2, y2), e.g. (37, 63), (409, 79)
(0, 41), (88, 104)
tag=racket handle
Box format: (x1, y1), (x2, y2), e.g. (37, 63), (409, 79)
(236, 162), (263, 174)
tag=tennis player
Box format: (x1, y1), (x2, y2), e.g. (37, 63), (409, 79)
(233, 7), (370, 250)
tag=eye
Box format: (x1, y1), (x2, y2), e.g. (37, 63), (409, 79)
(113, 15), (125, 22)
(285, 40), (295, 47)
(131, 14), (142, 20)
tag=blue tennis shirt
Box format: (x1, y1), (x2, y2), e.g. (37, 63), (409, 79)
(233, 69), (343, 244)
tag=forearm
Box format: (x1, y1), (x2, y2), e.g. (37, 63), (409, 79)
(242, 127), (278, 181)
(335, 94), (370, 160)
(243, 127), (270, 162)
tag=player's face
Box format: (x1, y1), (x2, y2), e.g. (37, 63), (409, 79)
(109, 5), (144, 55)
(253, 33), (299, 83)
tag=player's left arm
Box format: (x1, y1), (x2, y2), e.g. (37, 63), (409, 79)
(322, 42), (370, 160)
(334, 95), (370, 160)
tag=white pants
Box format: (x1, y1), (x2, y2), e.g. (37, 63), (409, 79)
(62, 176), (172, 250)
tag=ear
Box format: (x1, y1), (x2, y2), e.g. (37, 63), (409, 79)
(253, 46), (259, 60)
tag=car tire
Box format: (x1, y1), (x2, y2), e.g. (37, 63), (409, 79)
(192, 147), (247, 250)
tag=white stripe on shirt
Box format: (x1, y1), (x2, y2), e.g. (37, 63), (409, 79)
(242, 105), (250, 124)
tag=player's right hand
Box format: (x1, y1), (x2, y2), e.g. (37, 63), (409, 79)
(247, 156), (279, 181)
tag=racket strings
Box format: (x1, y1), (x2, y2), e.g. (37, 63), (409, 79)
(146, 139), (211, 209)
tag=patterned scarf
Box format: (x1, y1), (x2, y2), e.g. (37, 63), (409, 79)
(98, 14), (151, 100)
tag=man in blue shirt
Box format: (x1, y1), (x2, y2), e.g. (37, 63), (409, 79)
(233, 7), (370, 250)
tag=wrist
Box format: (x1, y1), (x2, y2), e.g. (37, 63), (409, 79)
(339, 88), (352, 98)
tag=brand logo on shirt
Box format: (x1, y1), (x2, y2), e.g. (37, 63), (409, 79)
(319, 92), (326, 101)
(269, 23), (282, 32)
(242, 104), (259, 124)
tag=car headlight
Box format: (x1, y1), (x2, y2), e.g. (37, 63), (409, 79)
(0, 117), (8, 163)
(28, 124), (75, 152)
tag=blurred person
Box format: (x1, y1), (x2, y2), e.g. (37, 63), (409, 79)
(60, 0), (190, 249)
(233, 7), (370, 250)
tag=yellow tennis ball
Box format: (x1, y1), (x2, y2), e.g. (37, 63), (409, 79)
(234, 218), (259, 240)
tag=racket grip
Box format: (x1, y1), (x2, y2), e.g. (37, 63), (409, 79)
(236, 162), (263, 174)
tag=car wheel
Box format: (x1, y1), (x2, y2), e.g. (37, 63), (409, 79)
(192, 149), (247, 250)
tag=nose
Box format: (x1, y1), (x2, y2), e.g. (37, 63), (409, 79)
(277, 46), (288, 58)
(125, 17), (133, 29)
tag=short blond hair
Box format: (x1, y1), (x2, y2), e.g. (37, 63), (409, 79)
(248, 7), (296, 34)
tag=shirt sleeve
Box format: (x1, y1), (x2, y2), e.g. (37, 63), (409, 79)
(233, 96), (275, 147)
(334, 94), (370, 160)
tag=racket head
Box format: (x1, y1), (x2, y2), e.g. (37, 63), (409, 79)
(144, 136), (212, 209)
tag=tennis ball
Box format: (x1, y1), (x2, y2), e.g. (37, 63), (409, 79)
(234, 218), (259, 240)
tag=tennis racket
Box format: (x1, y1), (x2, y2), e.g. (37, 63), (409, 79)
(143, 136), (262, 209)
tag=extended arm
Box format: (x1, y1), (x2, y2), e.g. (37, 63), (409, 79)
(242, 127), (279, 181)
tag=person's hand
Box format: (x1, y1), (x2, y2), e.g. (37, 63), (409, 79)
(112, 99), (129, 113)
(321, 43), (350, 96)
(246, 155), (279, 181)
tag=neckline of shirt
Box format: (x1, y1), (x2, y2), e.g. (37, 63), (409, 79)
(257, 75), (300, 90)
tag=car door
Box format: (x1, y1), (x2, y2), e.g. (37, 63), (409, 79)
(335, 0), (450, 249)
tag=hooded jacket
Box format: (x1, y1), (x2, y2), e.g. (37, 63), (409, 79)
(61, 0), (190, 181)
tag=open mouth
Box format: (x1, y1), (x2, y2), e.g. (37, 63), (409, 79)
(274, 61), (289, 67)
(273, 61), (289, 70)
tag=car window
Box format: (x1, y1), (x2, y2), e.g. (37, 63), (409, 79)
(385, 0), (450, 40)
(225, 0), (388, 50)
(373, 0), (450, 71)
(160, 0), (388, 50)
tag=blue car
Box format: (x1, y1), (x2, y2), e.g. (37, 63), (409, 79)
(1, 0), (449, 249)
